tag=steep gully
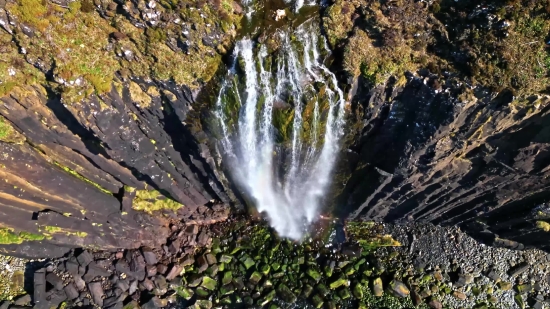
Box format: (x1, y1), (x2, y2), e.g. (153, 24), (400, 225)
(0, 0), (549, 257)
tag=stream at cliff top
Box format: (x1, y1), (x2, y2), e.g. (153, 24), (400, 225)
(214, 9), (346, 239)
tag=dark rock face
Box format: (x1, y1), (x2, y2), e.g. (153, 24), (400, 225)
(0, 81), (230, 257)
(337, 73), (550, 250)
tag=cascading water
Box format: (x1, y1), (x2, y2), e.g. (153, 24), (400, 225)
(214, 21), (346, 240)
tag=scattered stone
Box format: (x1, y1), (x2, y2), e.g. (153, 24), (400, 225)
(196, 255), (209, 273)
(243, 257), (255, 270)
(65, 260), (80, 275)
(64, 283), (79, 300)
(205, 253), (217, 265)
(201, 276), (217, 291)
(219, 255), (232, 263)
(146, 265), (157, 277)
(498, 281), (512, 290)
(165, 265), (182, 281)
(276, 284), (297, 303)
(76, 251), (94, 267)
(85, 262), (110, 281)
(455, 274), (474, 287)
(329, 275), (348, 289)
(516, 283), (532, 294)
(411, 290), (422, 306)
(88, 282), (105, 306)
(306, 268), (322, 282)
(176, 287), (193, 300)
(13, 294), (31, 306)
(388, 280), (409, 298)
(142, 297), (167, 309)
(317, 283), (330, 297)
(428, 299), (443, 309)
(33, 269), (46, 305)
(249, 272), (262, 285)
(46, 273), (64, 290)
(514, 294), (525, 309)
(508, 263), (529, 277)
(352, 284), (364, 299)
(141, 247), (158, 265)
(311, 294), (323, 308)
(486, 269), (501, 282)
(453, 291), (467, 300)
(372, 277), (383, 297)
(0, 301), (10, 309)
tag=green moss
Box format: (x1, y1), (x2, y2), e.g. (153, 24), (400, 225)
(40, 225), (88, 238)
(132, 189), (183, 214)
(54, 162), (112, 195)
(0, 228), (45, 244)
(346, 222), (401, 251)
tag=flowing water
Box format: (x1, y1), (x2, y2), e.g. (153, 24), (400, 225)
(214, 17), (346, 240)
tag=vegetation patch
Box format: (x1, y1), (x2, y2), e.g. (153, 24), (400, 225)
(0, 228), (44, 245)
(132, 189), (183, 214)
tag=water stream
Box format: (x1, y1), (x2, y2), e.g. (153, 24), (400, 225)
(214, 16), (345, 240)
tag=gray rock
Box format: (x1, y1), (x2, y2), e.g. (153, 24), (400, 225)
(33, 269), (46, 305)
(116, 279), (129, 292)
(428, 299), (443, 309)
(129, 280), (138, 295)
(508, 263), (529, 277)
(141, 247), (157, 265)
(388, 280), (409, 298)
(13, 294), (31, 306)
(46, 273), (64, 290)
(77, 251), (94, 267)
(64, 283), (79, 300)
(142, 297), (167, 309)
(165, 265), (182, 280)
(88, 282), (104, 306)
(0, 301), (10, 309)
(73, 276), (86, 291)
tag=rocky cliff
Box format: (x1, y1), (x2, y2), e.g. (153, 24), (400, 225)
(0, 0), (240, 257)
(327, 0), (550, 251)
(1, 0), (550, 258)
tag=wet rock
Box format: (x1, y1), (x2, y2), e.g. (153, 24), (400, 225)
(276, 284), (296, 303)
(352, 284), (363, 299)
(88, 282), (104, 306)
(219, 255), (232, 263)
(141, 247), (157, 265)
(195, 300), (212, 309)
(306, 268), (322, 282)
(388, 280), (409, 298)
(77, 251), (94, 267)
(259, 290), (275, 306)
(201, 276), (217, 291)
(249, 272), (262, 285)
(196, 255), (209, 273)
(311, 294), (323, 308)
(205, 253), (217, 265)
(329, 275), (348, 289)
(341, 243), (362, 258)
(176, 287), (193, 300)
(142, 297), (167, 309)
(222, 271), (232, 285)
(46, 273), (64, 290)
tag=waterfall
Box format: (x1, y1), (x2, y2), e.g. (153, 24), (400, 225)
(214, 21), (346, 240)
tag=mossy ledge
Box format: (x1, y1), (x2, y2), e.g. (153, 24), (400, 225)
(2, 0), (243, 100)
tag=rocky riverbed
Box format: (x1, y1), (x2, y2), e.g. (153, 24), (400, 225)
(0, 220), (548, 309)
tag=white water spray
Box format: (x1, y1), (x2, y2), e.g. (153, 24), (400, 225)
(215, 22), (346, 239)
